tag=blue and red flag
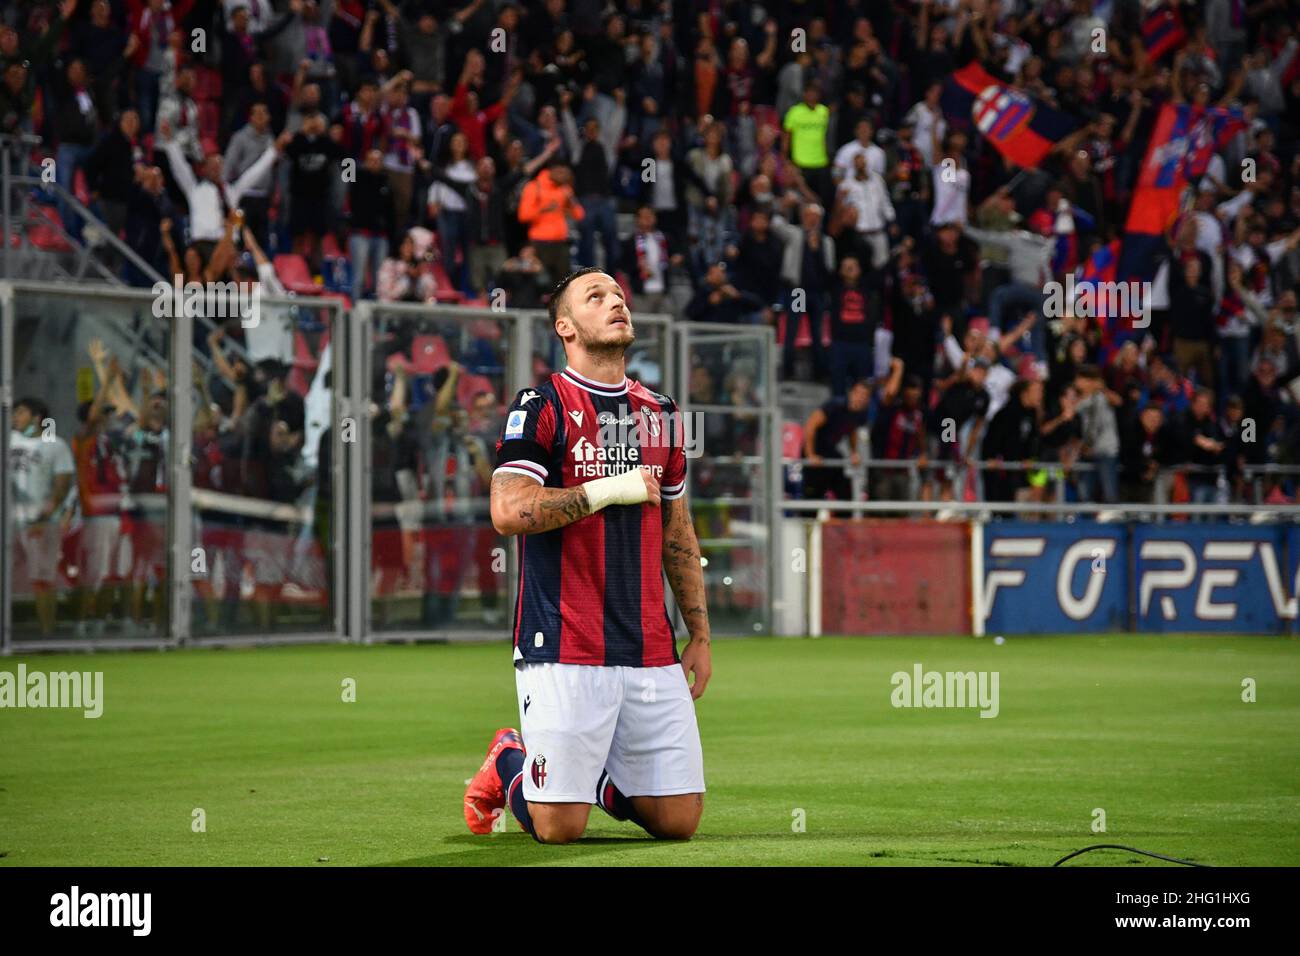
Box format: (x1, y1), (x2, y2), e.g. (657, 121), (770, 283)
(1078, 239), (1124, 352)
(1142, 4), (1187, 63)
(1120, 102), (1245, 281)
(942, 62), (1079, 168)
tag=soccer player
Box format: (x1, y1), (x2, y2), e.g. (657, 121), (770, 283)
(463, 267), (712, 844)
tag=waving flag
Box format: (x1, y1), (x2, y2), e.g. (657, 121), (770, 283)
(1121, 102), (1246, 280)
(942, 62), (1079, 168)
(1078, 240), (1124, 352)
(1142, 4), (1187, 63)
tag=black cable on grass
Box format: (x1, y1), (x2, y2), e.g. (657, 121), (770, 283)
(1053, 844), (1207, 867)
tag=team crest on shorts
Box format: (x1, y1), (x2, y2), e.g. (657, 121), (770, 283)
(531, 755), (548, 790)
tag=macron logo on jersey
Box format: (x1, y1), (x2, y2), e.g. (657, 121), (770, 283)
(519, 390), (540, 404)
(569, 409), (584, 427)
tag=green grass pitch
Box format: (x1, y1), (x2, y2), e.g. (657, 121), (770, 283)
(1, 635), (1297, 866)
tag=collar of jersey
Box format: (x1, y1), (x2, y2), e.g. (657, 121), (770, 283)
(560, 366), (629, 396)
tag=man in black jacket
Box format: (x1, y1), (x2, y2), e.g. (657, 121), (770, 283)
(348, 148), (396, 301)
(125, 164), (173, 285)
(1169, 256), (1218, 390)
(84, 109), (142, 244)
(981, 378), (1044, 502)
(686, 261), (766, 324)
(1181, 387), (1227, 506)
(1119, 403), (1176, 503)
(734, 208), (786, 313)
(285, 111), (346, 272)
(54, 59), (100, 241)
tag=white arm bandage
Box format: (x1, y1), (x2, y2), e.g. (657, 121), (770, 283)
(581, 468), (649, 513)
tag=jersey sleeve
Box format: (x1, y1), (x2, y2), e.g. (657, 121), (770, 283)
(494, 387), (557, 485)
(661, 397), (687, 500)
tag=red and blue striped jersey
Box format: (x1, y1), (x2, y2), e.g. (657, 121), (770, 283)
(494, 366), (688, 668)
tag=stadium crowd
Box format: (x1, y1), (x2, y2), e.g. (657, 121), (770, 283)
(5, 0), (1300, 514)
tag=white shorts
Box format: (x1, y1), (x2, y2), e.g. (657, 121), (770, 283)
(515, 662), (705, 803)
(80, 516), (125, 588)
(17, 521), (62, 585)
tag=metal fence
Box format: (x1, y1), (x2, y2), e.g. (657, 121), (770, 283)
(783, 455), (1300, 509)
(1, 281), (779, 653)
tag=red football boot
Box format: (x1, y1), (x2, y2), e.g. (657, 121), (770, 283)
(463, 728), (524, 834)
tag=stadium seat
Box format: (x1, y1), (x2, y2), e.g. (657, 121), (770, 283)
(289, 329), (329, 395)
(273, 254), (322, 295)
(457, 372), (495, 408)
(781, 421), (803, 460)
(29, 206), (73, 252)
(775, 310), (832, 348)
(320, 233), (342, 259)
(407, 334), (451, 374)
(468, 318), (501, 340)
(430, 261), (465, 303)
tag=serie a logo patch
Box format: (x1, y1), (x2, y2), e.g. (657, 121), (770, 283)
(505, 409), (527, 439)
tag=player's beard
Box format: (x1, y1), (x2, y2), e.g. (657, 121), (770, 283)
(575, 320), (635, 361)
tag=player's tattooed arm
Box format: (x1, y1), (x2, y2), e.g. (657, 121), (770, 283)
(661, 495), (710, 644)
(490, 472), (591, 535)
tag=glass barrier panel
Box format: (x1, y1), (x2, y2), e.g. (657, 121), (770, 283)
(7, 289), (171, 642)
(368, 305), (510, 632)
(190, 295), (337, 635)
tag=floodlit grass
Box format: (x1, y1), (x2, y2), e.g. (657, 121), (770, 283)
(1, 635), (1296, 866)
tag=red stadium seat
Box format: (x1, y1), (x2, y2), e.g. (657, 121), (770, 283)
(320, 233), (342, 259)
(289, 329), (330, 394)
(408, 334), (451, 373)
(29, 206), (73, 252)
(430, 261), (465, 303)
(782, 421), (804, 460)
(456, 372), (495, 408)
(468, 318), (501, 340)
(273, 254), (322, 295)
(775, 310), (831, 348)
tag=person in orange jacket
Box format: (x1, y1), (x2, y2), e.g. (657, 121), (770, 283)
(518, 161), (584, 284)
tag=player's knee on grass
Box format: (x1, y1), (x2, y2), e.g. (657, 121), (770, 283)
(529, 803), (590, 844)
(635, 793), (703, 840)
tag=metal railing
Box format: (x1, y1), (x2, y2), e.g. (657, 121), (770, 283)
(782, 454), (1300, 510)
(0, 134), (254, 379)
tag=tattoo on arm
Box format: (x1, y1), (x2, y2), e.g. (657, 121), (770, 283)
(491, 472), (591, 535)
(661, 495), (710, 641)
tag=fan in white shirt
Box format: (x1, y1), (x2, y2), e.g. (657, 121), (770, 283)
(158, 121), (284, 243)
(836, 153), (895, 268)
(904, 87), (947, 169)
(833, 119), (887, 182)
